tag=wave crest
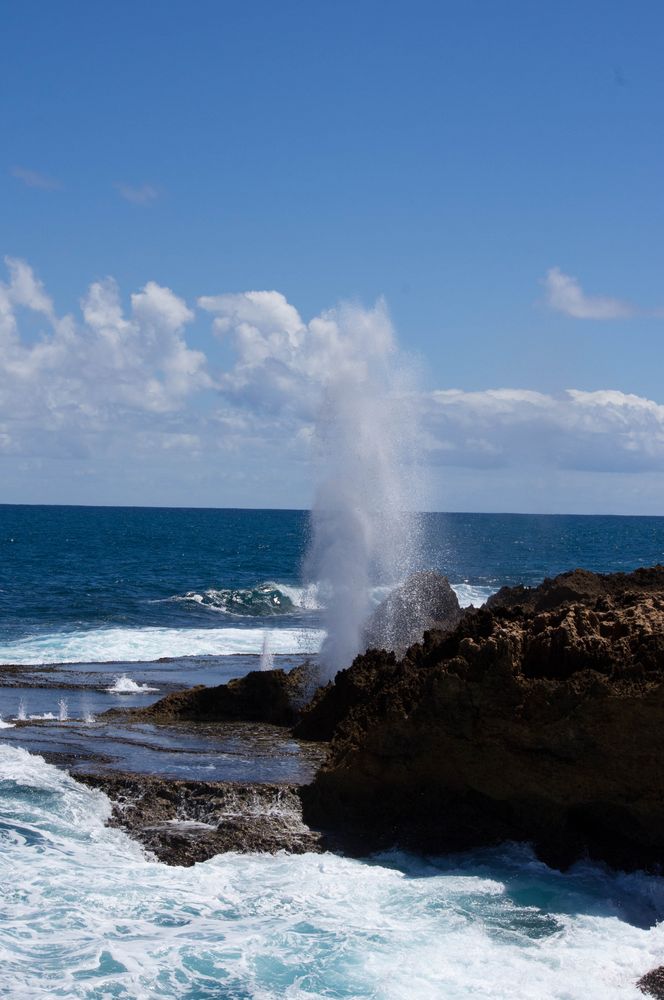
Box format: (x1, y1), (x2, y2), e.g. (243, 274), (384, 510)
(170, 583), (299, 616)
(166, 579), (493, 616)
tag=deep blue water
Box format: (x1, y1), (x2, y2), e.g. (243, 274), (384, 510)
(0, 505), (310, 635)
(2, 504), (664, 649)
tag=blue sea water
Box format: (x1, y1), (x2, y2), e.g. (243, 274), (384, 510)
(2, 504), (664, 663)
(2, 504), (664, 998)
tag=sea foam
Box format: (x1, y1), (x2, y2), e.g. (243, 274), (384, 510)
(105, 675), (159, 694)
(0, 625), (324, 665)
(0, 743), (662, 999)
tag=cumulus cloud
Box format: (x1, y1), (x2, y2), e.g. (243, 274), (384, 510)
(11, 166), (62, 190)
(114, 182), (159, 205)
(198, 289), (394, 420)
(4, 264), (664, 509)
(200, 286), (664, 477)
(543, 266), (633, 319)
(0, 257), (209, 459)
(423, 387), (664, 472)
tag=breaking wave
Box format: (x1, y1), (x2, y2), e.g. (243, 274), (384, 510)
(0, 625), (324, 665)
(1, 743), (663, 999)
(166, 580), (492, 615)
(452, 583), (496, 607)
(168, 583), (301, 616)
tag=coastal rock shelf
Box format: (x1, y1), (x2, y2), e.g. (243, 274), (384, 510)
(122, 662), (319, 726)
(300, 566), (664, 871)
(79, 771), (322, 865)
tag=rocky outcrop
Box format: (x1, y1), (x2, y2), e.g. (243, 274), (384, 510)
(294, 649), (397, 742)
(487, 565), (664, 614)
(123, 662), (319, 727)
(363, 571), (464, 654)
(300, 566), (664, 869)
(638, 967), (664, 998)
(79, 772), (321, 865)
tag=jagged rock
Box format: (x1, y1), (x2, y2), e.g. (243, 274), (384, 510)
(300, 566), (664, 869)
(294, 649), (397, 742)
(363, 571), (464, 653)
(122, 661), (319, 727)
(487, 564), (664, 613)
(79, 772), (322, 865)
(638, 967), (664, 998)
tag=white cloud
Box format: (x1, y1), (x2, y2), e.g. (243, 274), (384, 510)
(4, 264), (664, 511)
(423, 387), (664, 472)
(198, 286), (664, 480)
(114, 182), (159, 205)
(199, 290), (394, 420)
(0, 258), (210, 460)
(543, 266), (633, 319)
(11, 166), (62, 190)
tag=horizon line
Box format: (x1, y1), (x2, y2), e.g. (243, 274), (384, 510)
(0, 501), (662, 519)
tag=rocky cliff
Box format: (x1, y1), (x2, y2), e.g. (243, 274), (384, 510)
(300, 566), (664, 870)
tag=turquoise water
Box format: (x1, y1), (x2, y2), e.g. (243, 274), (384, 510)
(2, 505), (664, 997)
(1, 743), (663, 999)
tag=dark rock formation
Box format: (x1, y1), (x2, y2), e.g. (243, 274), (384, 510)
(487, 564), (664, 614)
(79, 772), (321, 865)
(363, 571), (464, 654)
(294, 649), (397, 742)
(300, 566), (664, 869)
(639, 967), (664, 998)
(122, 662), (319, 727)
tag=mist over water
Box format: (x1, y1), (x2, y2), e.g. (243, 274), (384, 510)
(260, 631), (274, 671)
(303, 301), (423, 679)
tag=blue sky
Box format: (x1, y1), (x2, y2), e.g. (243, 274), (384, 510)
(1, 0), (664, 513)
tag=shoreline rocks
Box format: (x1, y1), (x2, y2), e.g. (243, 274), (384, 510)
(116, 661), (319, 727)
(79, 771), (322, 865)
(82, 564), (664, 879)
(300, 565), (664, 871)
(638, 967), (664, 998)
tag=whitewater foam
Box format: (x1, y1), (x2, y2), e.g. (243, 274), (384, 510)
(0, 625), (324, 665)
(452, 583), (496, 607)
(105, 675), (160, 694)
(0, 744), (662, 999)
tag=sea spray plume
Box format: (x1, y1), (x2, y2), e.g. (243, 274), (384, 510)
(199, 290), (424, 678)
(260, 632), (274, 671)
(303, 301), (423, 679)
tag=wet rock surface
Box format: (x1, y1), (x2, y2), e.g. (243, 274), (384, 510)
(638, 967), (664, 998)
(79, 771), (322, 865)
(363, 571), (464, 654)
(300, 565), (664, 869)
(117, 662), (319, 728)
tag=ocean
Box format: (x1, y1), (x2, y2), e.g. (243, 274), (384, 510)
(2, 503), (664, 998)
